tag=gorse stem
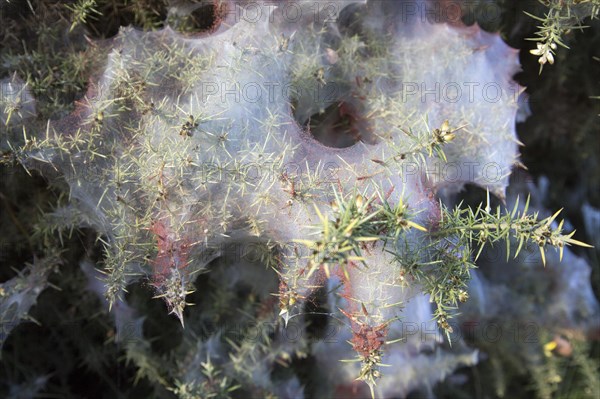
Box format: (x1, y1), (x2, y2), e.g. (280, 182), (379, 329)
(436, 195), (593, 266)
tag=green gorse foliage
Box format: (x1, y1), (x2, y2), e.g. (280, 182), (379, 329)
(527, 0), (600, 72)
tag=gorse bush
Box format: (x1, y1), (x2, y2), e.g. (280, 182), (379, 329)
(0, 0), (598, 398)
(526, 0), (600, 71)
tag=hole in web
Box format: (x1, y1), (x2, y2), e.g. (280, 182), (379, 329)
(294, 101), (376, 149)
(188, 4), (220, 32)
(170, 1), (228, 35)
